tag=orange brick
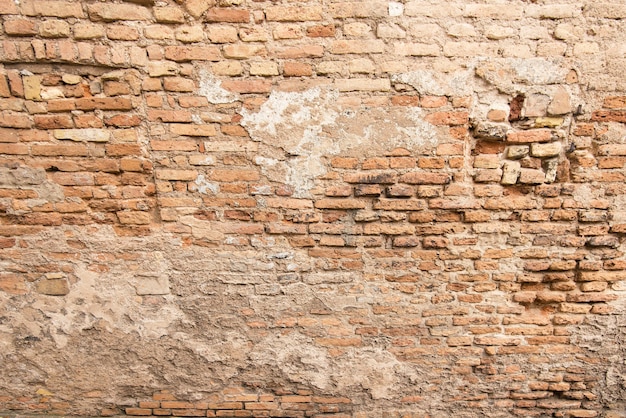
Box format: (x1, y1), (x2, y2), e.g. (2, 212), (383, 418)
(283, 62), (313, 77)
(506, 129), (552, 143)
(0, 143), (28, 154)
(125, 408), (153, 416)
(591, 110), (626, 123)
(75, 97), (132, 111)
(4, 19), (37, 36)
(0, 273), (28, 294)
(163, 77), (195, 92)
(170, 409), (205, 417)
(400, 172), (451, 184)
(307, 24), (335, 37)
(34, 114), (73, 129)
(391, 95), (420, 106)
(0, 0), (19, 14)
(31, 144), (88, 156)
(150, 140), (197, 152)
(421, 96), (448, 108)
(105, 144), (141, 157)
(105, 115), (141, 127)
(424, 111), (469, 125)
(603, 96), (626, 109)
(208, 402), (243, 410)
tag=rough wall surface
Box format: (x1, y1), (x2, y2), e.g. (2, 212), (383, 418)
(0, 0), (625, 417)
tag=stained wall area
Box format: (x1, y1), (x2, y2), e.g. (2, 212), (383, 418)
(0, 0), (625, 417)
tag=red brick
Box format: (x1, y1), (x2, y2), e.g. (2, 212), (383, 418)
(283, 62), (313, 77)
(150, 140), (197, 152)
(106, 144), (141, 157)
(421, 96), (448, 108)
(208, 402), (243, 410)
(4, 19), (37, 36)
(400, 172), (451, 184)
(163, 77), (195, 92)
(344, 172), (396, 184)
(172, 409), (207, 417)
(125, 408), (152, 416)
(391, 96), (420, 106)
(307, 24), (335, 37)
(591, 110), (626, 123)
(425, 111), (468, 125)
(0, 143), (28, 154)
(0, 112), (31, 128)
(104, 114), (141, 127)
(0, 273), (28, 294)
(31, 144), (88, 156)
(75, 97), (133, 111)
(507, 129), (552, 143)
(315, 198), (367, 210)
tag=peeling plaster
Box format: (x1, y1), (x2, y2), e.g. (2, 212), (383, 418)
(241, 88), (440, 197)
(192, 174), (219, 195)
(198, 69), (239, 104)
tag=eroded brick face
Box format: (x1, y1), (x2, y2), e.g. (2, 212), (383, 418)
(0, 1), (625, 417)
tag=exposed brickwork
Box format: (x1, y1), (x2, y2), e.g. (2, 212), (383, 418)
(0, 1), (625, 418)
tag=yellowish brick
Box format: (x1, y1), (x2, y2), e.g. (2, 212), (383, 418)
(212, 61), (243, 76)
(175, 26), (205, 43)
(207, 26), (239, 43)
(249, 61), (280, 76)
(335, 78), (391, 92)
(154, 6), (185, 23)
(38, 19), (70, 37)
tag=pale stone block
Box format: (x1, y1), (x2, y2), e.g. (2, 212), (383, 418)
(507, 146), (529, 160)
(501, 161), (521, 185)
(54, 129), (111, 142)
(531, 142), (562, 158)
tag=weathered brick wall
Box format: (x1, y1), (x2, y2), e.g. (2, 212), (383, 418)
(0, 0), (625, 417)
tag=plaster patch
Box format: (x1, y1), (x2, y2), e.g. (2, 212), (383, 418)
(198, 69), (240, 104)
(192, 174), (219, 195)
(393, 69), (475, 96)
(26, 259), (185, 346)
(241, 88), (440, 197)
(249, 333), (419, 399)
(475, 58), (571, 94)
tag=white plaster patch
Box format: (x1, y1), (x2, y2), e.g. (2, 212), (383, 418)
(241, 87), (440, 197)
(192, 174), (219, 195)
(509, 58), (571, 85)
(241, 88), (336, 141)
(250, 332), (419, 399)
(25, 257), (186, 346)
(388, 1), (403, 16)
(198, 69), (240, 104)
(393, 69), (475, 96)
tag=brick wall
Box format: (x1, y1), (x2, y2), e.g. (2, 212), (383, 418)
(0, 0), (625, 417)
